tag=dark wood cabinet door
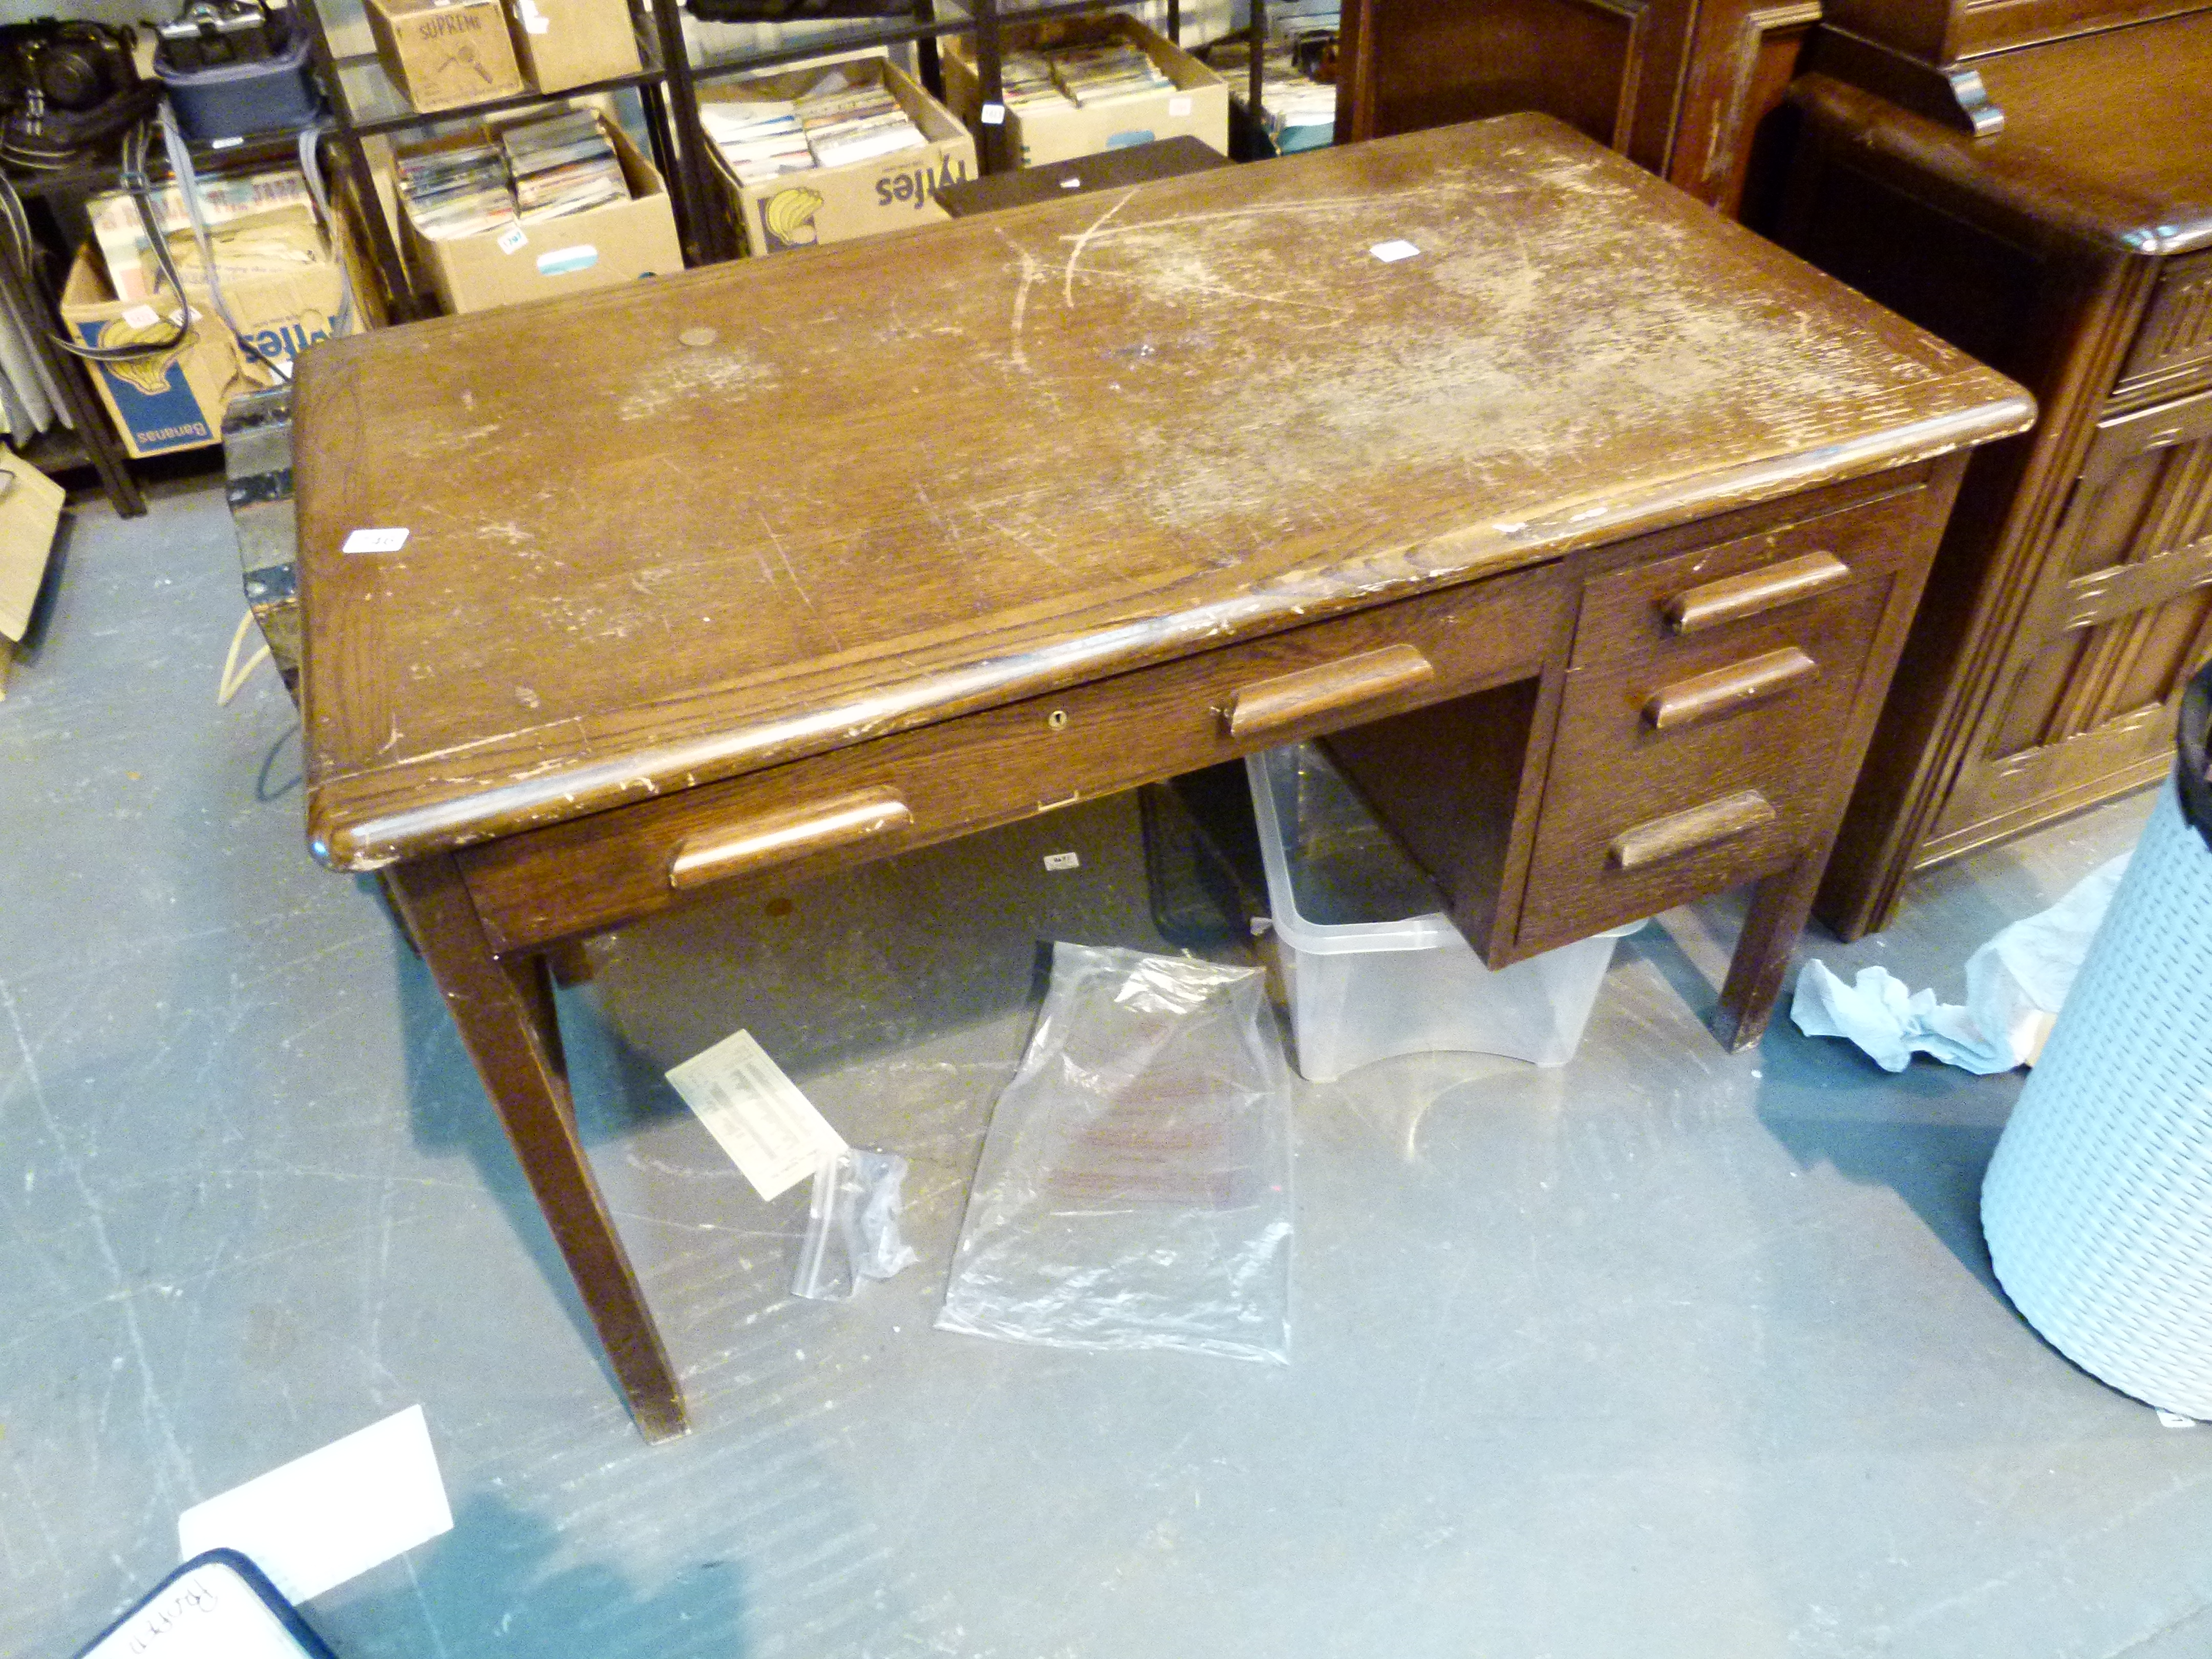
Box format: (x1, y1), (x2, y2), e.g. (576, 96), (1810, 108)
(1934, 384), (2212, 845)
(1333, 0), (1817, 211)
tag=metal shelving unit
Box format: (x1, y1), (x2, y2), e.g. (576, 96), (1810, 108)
(287, 0), (713, 315)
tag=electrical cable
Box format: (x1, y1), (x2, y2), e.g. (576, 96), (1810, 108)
(0, 117), (194, 364)
(157, 98), (288, 379)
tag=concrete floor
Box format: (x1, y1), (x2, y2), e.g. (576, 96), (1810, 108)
(5, 477), (2209, 1659)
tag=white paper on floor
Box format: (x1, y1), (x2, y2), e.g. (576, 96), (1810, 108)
(1791, 854), (2130, 1073)
(175, 1404), (453, 1603)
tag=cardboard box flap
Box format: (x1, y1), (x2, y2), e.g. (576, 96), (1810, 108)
(0, 453), (65, 646)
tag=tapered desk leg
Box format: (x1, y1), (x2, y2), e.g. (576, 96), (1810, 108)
(1712, 852), (1821, 1053)
(388, 854), (688, 1442)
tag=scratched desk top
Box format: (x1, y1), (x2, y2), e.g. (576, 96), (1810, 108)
(296, 113), (2031, 870)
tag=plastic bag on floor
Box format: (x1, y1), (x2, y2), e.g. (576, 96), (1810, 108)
(791, 1149), (919, 1301)
(936, 943), (1294, 1363)
(1792, 853), (2129, 1073)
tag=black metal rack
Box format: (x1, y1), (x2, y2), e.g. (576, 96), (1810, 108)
(289, 0), (1230, 282)
(0, 0), (1282, 515)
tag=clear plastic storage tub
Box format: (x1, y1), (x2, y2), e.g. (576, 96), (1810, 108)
(1247, 742), (1641, 1080)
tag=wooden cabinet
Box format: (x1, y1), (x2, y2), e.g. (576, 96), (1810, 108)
(1332, 0), (1819, 212)
(1773, 10), (2212, 937)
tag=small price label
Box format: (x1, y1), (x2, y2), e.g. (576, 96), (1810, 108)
(496, 225), (528, 255)
(1168, 95), (1193, 117)
(210, 136), (244, 150)
(121, 305), (160, 329)
(980, 102), (1006, 125)
(1043, 851), (1081, 871)
(342, 527), (410, 555)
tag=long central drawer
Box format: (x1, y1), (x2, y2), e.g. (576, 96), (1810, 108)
(460, 562), (1571, 953)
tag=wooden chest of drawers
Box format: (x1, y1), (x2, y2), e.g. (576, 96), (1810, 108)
(1775, 14), (2212, 936)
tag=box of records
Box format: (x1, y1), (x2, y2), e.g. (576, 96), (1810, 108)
(365, 0), (525, 114)
(58, 210), (370, 458)
(698, 57), (976, 257)
(506, 0), (642, 96)
(392, 104), (682, 313)
(944, 14), (1226, 168)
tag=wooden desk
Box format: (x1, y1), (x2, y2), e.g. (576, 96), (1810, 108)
(295, 115), (2030, 1439)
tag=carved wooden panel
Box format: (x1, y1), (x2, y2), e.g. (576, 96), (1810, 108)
(2120, 250), (2212, 397)
(1939, 387), (2212, 834)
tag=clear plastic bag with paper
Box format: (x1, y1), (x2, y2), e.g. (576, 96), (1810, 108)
(936, 942), (1294, 1363)
(791, 1148), (919, 1301)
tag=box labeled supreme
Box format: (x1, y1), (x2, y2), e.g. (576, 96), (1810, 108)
(703, 59), (976, 257)
(366, 0), (525, 113)
(397, 117), (680, 314)
(944, 14), (1226, 169)
(506, 0), (641, 94)
(60, 240), (363, 458)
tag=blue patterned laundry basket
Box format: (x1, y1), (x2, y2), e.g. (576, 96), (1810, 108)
(1982, 663), (2212, 1418)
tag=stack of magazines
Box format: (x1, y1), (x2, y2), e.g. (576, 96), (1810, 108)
(703, 69), (928, 182)
(793, 71), (926, 168)
(698, 99), (814, 185)
(502, 108), (632, 221)
(1048, 42), (1173, 107)
(395, 141), (516, 242)
(998, 52), (1073, 114)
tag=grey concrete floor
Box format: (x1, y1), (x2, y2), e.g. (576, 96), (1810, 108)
(4, 477), (2209, 1659)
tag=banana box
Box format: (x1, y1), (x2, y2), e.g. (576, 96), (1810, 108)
(702, 59), (976, 258)
(59, 238), (363, 459)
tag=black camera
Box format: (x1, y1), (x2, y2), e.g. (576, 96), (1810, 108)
(0, 21), (138, 115)
(0, 21), (154, 169)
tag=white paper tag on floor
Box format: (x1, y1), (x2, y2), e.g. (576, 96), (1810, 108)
(176, 1405), (452, 1604)
(2156, 1409), (2199, 1428)
(84, 1558), (313, 1659)
(1369, 239), (1420, 263)
(667, 1029), (846, 1200)
(1043, 850), (1080, 871)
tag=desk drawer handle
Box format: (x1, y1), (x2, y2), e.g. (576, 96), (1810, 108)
(1645, 648), (1819, 731)
(1609, 790), (1777, 871)
(668, 787), (912, 889)
(1224, 644), (1436, 739)
(1665, 552), (1849, 634)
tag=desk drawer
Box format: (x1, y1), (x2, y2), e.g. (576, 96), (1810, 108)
(1514, 491), (1925, 950)
(460, 564), (1570, 952)
(1569, 486), (1926, 671)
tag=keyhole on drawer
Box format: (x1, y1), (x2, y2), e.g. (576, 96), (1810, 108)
(1048, 709), (1069, 731)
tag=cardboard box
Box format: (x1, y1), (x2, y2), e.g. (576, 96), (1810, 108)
(507, 0), (642, 94)
(0, 452), (65, 701)
(87, 168), (317, 303)
(59, 234), (364, 460)
(365, 0), (525, 114)
(398, 117), (680, 313)
(702, 60), (976, 257)
(944, 15), (1227, 169)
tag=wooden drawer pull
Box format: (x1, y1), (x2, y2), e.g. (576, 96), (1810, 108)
(1665, 552), (1849, 634)
(1225, 644), (1436, 739)
(1645, 648), (1819, 731)
(668, 786), (911, 889)
(1609, 790), (1777, 871)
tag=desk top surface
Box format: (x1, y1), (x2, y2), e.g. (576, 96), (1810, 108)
(297, 114), (2030, 871)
